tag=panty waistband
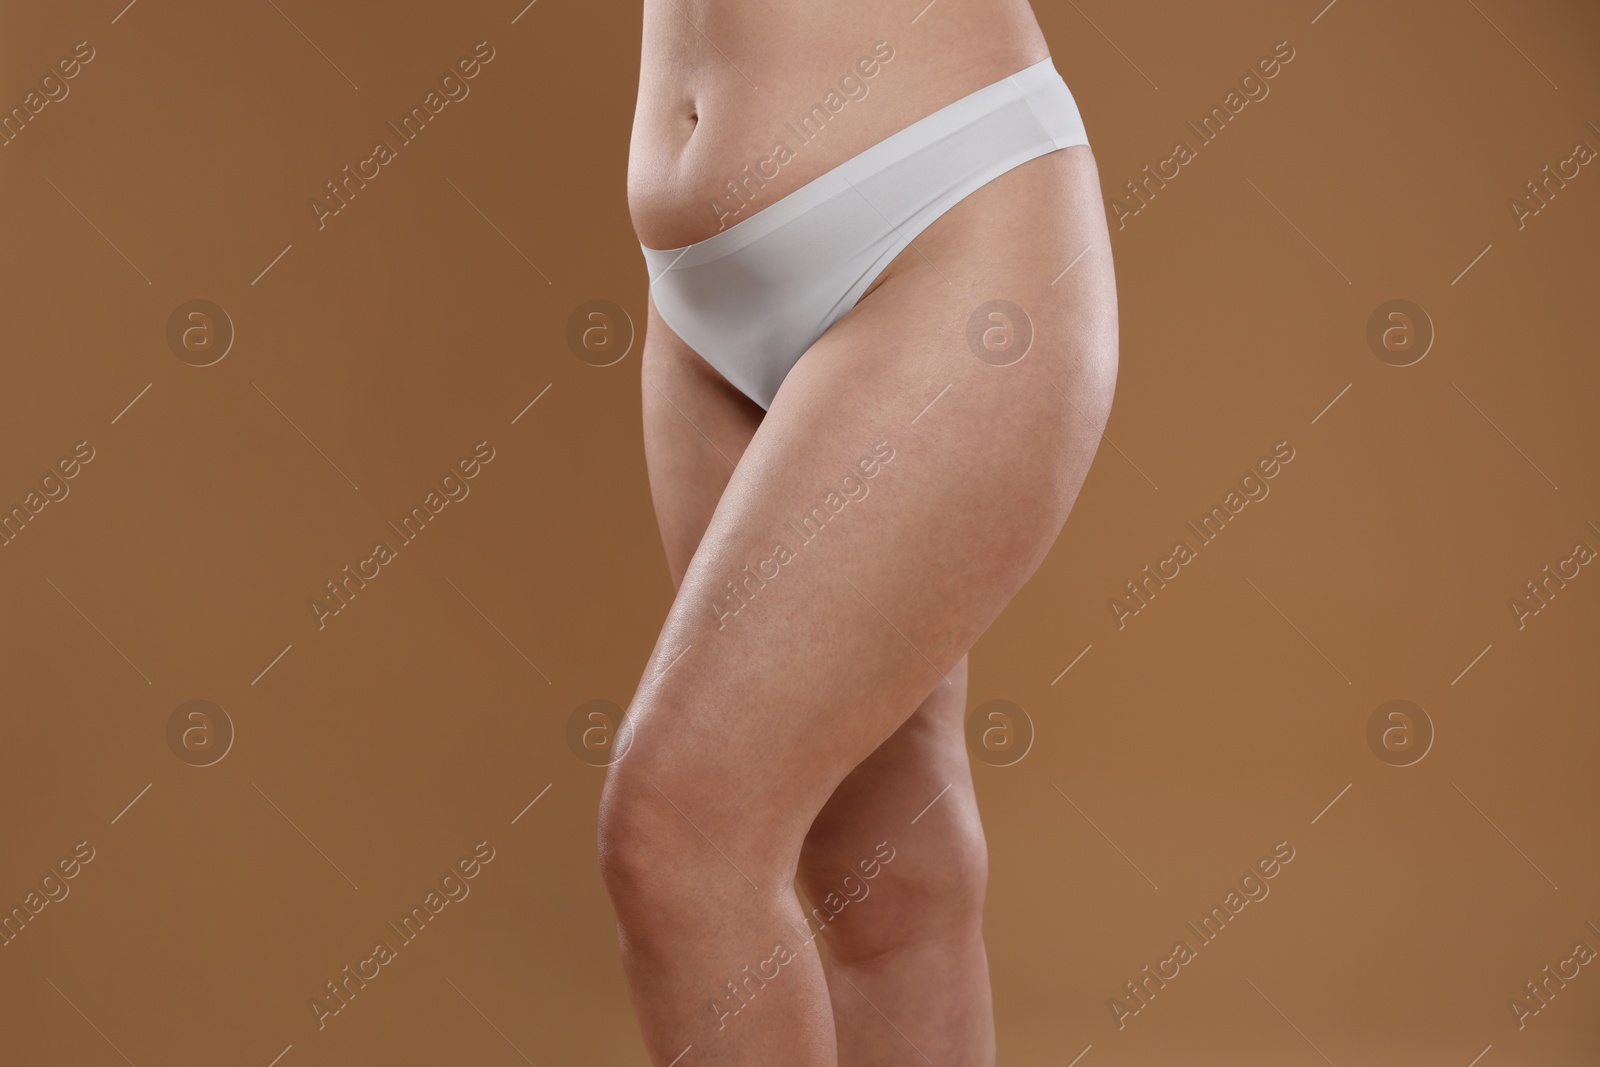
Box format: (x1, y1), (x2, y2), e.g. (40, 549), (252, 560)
(640, 56), (1087, 269)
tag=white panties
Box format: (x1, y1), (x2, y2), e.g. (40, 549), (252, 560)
(640, 56), (1090, 410)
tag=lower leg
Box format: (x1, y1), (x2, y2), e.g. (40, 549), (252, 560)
(797, 657), (997, 1065)
(822, 931), (995, 1067)
(600, 775), (840, 1065)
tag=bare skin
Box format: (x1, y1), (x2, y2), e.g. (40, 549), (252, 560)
(603, 2), (1118, 1064)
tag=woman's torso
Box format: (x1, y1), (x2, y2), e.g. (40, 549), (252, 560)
(627, 0), (1051, 251)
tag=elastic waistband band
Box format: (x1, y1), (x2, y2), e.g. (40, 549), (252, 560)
(640, 56), (1086, 265)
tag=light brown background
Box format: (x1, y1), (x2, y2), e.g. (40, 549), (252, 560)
(2, 0), (1597, 1064)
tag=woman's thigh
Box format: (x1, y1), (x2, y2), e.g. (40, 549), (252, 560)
(617, 144), (1116, 876)
(641, 309), (978, 904)
(640, 297), (765, 588)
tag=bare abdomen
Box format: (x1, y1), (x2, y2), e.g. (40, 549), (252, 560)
(627, 0), (1051, 251)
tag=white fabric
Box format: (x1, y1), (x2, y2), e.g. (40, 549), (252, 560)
(641, 56), (1090, 409)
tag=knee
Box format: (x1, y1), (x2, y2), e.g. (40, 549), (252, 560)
(797, 818), (988, 966)
(596, 761), (685, 929)
(596, 741), (787, 937)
